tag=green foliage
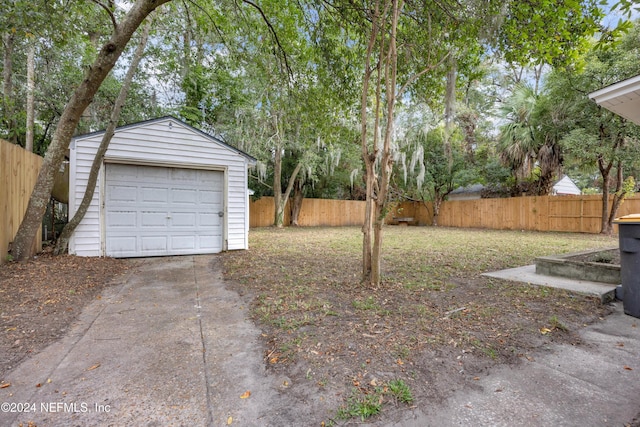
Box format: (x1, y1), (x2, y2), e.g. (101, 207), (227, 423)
(497, 83), (566, 195)
(496, 0), (605, 68)
(337, 390), (382, 421)
(395, 125), (471, 204)
(352, 296), (379, 311)
(548, 22), (640, 184)
(388, 379), (414, 404)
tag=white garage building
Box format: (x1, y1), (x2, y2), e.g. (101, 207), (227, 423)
(68, 117), (256, 258)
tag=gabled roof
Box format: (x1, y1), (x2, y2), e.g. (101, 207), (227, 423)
(72, 116), (257, 165)
(553, 175), (581, 195)
(450, 183), (484, 195)
(589, 75), (640, 125)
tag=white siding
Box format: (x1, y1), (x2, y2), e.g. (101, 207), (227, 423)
(553, 176), (581, 196)
(69, 117), (252, 257)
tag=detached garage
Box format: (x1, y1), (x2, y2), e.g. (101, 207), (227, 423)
(69, 117), (256, 258)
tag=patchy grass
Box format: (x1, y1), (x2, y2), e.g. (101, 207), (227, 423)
(222, 226), (617, 423)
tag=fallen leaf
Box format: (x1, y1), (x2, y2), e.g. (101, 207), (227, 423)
(624, 366), (633, 371)
(616, 342), (625, 347)
(227, 416), (233, 425)
(87, 363), (101, 371)
(540, 328), (552, 335)
(473, 377), (480, 381)
(240, 391), (251, 399)
(397, 359), (404, 365)
(0, 382), (10, 389)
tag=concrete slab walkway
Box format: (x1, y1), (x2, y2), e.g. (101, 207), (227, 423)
(482, 264), (617, 301)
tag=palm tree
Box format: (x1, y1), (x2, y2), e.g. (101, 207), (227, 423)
(498, 83), (563, 196)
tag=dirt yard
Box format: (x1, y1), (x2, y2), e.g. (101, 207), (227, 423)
(221, 227), (620, 424)
(0, 253), (128, 379)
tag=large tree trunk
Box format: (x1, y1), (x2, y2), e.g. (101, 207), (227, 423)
(25, 42), (35, 152)
(2, 32), (17, 144)
(361, 156), (375, 279)
(290, 178), (305, 226)
(606, 163), (631, 235)
(54, 20), (152, 255)
(432, 195), (442, 227)
(273, 160), (302, 228)
(599, 158), (613, 235)
(271, 112), (303, 228)
(443, 55), (456, 168)
(11, 0), (171, 261)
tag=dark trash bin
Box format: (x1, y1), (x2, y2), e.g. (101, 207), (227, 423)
(614, 214), (640, 318)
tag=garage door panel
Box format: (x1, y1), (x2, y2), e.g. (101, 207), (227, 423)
(141, 236), (168, 252)
(109, 185), (138, 202)
(105, 164), (223, 257)
(108, 236), (137, 255)
(199, 213), (219, 227)
(170, 235), (197, 250)
(199, 170), (223, 183)
(141, 187), (168, 203)
(171, 212), (196, 227)
(140, 211), (168, 227)
(198, 235), (221, 250)
(200, 190), (223, 205)
(142, 167), (169, 180)
(109, 163), (137, 179)
(171, 188), (198, 206)
(107, 211), (137, 228)
(172, 168), (198, 181)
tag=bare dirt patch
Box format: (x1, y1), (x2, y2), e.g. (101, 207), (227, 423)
(221, 227), (617, 424)
(0, 252), (128, 378)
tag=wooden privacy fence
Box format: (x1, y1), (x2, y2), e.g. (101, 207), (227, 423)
(394, 195), (640, 233)
(251, 194), (640, 233)
(0, 139), (42, 263)
(250, 197), (366, 227)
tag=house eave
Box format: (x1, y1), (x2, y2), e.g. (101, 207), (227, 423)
(589, 75), (640, 125)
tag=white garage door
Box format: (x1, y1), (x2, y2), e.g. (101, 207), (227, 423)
(105, 164), (224, 257)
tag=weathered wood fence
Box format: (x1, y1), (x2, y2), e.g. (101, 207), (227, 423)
(251, 195), (640, 233)
(1, 139), (42, 263)
(250, 197), (366, 228)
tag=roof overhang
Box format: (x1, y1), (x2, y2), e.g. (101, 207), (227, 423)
(589, 74), (640, 125)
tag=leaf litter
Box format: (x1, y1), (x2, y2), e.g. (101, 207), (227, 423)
(221, 226), (616, 423)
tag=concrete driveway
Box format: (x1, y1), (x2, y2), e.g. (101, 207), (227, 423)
(0, 255), (310, 426)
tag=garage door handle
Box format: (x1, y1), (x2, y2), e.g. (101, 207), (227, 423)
(218, 211), (224, 217)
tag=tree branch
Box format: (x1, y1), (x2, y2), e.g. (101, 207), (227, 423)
(250, 173), (273, 190)
(240, 0), (293, 81)
(184, 0), (228, 46)
(90, 0), (118, 30)
(397, 51), (450, 98)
